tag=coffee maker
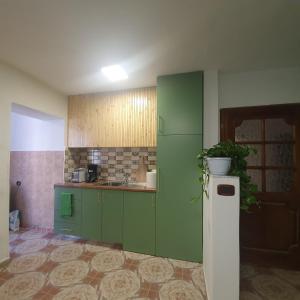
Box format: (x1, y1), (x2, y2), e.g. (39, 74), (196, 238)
(87, 164), (98, 182)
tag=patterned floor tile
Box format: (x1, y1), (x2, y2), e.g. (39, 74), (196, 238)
(0, 272), (45, 300)
(20, 230), (47, 240)
(49, 260), (89, 287)
(53, 284), (98, 300)
(139, 257), (174, 283)
(100, 269), (140, 299)
(159, 279), (204, 300)
(251, 274), (298, 300)
(50, 243), (83, 262)
(240, 264), (300, 300)
(7, 252), (47, 273)
(14, 238), (48, 254)
(91, 250), (124, 273)
(0, 229), (207, 299)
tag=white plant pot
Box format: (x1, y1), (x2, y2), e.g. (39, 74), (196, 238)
(206, 157), (232, 176)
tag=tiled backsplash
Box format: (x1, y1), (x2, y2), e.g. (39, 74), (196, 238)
(64, 147), (156, 182)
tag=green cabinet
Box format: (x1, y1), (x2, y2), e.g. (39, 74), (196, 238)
(54, 187), (82, 236)
(156, 135), (203, 262)
(81, 189), (102, 241)
(156, 71), (203, 262)
(123, 192), (156, 255)
(54, 187), (156, 255)
(157, 71), (203, 136)
(101, 190), (124, 244)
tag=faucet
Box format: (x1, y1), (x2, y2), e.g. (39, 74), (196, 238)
(123, 173), (130, 185)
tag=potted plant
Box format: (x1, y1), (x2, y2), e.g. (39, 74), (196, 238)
(206, 157), (231, 176)
(197, 140), (258, 210)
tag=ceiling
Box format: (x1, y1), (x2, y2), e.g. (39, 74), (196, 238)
(11, 103), (62, 120)
(0, 0), (299, 95)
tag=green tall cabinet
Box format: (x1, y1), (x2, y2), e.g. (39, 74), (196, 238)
(156, 71), (203, 262)
(157, 72), (203, 135)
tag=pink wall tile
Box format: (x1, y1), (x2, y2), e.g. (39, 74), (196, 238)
(10, 151), (64, 229)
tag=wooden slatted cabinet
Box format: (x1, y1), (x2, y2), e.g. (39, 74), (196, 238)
(68, 87), (157, 147)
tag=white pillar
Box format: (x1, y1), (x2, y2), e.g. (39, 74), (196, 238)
(203, 175), (240, 300)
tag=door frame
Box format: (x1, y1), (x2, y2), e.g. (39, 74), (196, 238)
(220, 103), (300, 269)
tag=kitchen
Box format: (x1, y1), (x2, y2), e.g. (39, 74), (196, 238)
(5, 69), (205, 299)
(1, 1), (299, 299)
(54, 72), (203, 262)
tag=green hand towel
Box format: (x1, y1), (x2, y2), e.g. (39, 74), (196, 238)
(60, 193), (72, 217)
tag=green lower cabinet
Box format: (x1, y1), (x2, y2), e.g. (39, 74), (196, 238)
(101, 190), (123, 244)
(54, 187), (82, 237)
(54, 222), (82, 236)
(54, 188), (159, 257)
(81, 189), (102, 241)
(123, 192), (156, 255)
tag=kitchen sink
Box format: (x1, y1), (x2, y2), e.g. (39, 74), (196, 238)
(94, 181), (123, 186)
(93, 181), (146, 188)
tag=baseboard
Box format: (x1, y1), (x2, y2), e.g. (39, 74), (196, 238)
(203, 267), (210, 300)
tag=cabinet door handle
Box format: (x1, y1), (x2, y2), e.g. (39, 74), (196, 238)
(158, 115), (164, 134)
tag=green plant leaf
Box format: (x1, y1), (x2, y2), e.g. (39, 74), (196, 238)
(196, 140), (258, 211)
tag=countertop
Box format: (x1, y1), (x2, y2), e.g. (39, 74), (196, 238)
(54, 181), (156, 193)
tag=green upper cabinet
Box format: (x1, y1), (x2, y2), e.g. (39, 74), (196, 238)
(123, 192), (156, 255)
(102, 190), (124, 244)
(81, 189), (102, 241)
(156, 134), (203, 262)
(157, 71), (203, 135)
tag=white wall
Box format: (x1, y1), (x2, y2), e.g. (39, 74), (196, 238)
(202, 67), (300, 152)
(0, 62), (67, 263)
(11, 112), (64, 151)
(219, 67), (300, 108)
(204, 70), (219, 148)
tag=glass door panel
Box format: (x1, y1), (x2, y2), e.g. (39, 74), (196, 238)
(265, 118), (294, 141)
(265, 170), (294, 192)
(235, 118), (295, 193)
(235, 119), (262, 142)
(265, 144), (294, 167)
(247, 169), (262, 192)
(245, 144), (262, 166)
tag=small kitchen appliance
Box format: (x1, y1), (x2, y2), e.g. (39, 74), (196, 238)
(146, 170), (156, 188)
(71, 168), (86, 183)
(87, 164), (98, 182)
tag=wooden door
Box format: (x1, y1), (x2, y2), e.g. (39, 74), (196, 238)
(221, 104), (300, 269)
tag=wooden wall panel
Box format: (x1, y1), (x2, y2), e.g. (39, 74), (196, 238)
(68, 87), (157, 147)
